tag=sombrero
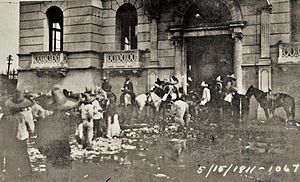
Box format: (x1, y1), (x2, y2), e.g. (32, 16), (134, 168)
(155, 78), (164, 85)
(43, 87), (81, 111)
(227, 74), (236, 80)
(171, 76), (179, 83)
(82, 93), (96, 104)
(200, 81), (208, 87)
(216, 76), (223, 82)
(5, 90), (34, 110)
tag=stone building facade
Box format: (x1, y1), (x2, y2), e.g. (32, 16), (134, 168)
(18, 0), (300, 119)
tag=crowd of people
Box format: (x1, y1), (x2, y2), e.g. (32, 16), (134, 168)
(0, 74), (239, 181)
(0, 76), (134, 181)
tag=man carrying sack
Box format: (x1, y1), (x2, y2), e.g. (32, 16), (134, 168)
(36, 87), (81, 182)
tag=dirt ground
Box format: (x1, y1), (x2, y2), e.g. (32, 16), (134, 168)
(1, 116), (300, 182)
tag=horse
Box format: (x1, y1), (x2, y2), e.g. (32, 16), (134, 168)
(245, 85), (295, 124)
(95, 88), (120, 138)
(185, 90), (201, 120)
(134, 84), (190, 128)
(170, 100), (190, 128)
(134, 86), (164, 121)
(118, 90), (136, 124)
(207, 89), (249, 123)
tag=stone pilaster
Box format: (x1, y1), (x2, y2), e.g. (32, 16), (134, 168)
(173, 35), (183, 88)
(258, 4), (272, 92)
(232, 31), (244, 93)
(150, 18), (158, 65)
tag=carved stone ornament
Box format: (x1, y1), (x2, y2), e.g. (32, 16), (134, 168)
(231, 32), (244, 40)
(171, 36), (183, 46)
(104, 69), (142, 77)
(36, 68), (68, 78)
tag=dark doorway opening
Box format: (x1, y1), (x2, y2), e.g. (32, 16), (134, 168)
(186, 35), (234, 90)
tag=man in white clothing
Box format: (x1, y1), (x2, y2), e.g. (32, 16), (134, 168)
(200, 81), (211, 106)
(92, 98), (103, 138)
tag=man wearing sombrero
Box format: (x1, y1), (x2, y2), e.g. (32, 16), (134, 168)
(77, 91), (97, 149)
(36, 87), (81, 182)
(224, 74), (237, 103)
(200, 81), (211, 106)
(0, 90), (34, 180)
(226, 74), (237, 91)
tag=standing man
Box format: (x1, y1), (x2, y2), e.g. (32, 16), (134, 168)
(84, 88), (103, 139)
(78, 93), (95, 149)
(36, 87), (81, 182)
(224, 74), (237, 103)
(199, 81), (211, 106)
(0, 90), (34, 181)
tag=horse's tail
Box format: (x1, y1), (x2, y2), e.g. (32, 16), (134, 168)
(291, 97), (296, 120)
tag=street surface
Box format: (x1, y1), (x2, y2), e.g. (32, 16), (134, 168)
(1, 116), (299, 182)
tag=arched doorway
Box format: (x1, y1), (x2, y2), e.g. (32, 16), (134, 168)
(183, 0), (234, 90)
(170, 0), (245, 93)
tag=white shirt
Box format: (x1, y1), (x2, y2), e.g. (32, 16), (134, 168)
(80, 103), (94, 121)
(92, 100), (103, 120)
(200, 87), (211, 105)
(17, 109), (35, 140)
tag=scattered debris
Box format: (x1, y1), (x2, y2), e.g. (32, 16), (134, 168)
(153, 173), (170, 179)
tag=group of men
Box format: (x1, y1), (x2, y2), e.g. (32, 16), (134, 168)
(189, 74), (238, 106)
(0, 75), (134, 181)
(0, 88), (81, 181)
(148, 74), (238, 107)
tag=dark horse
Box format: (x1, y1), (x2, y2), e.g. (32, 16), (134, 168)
(245, 85), (295, 124)
(185, 88), (249, 123)
(208, 93), (249, 123)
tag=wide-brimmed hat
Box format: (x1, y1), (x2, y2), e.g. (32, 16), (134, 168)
(155, 78), (164, 85)
(43, 87), (81, 111)
(227, 74), (236, 80)
(171, 76), (179, 83)
(216, 76), (223, 82)
(200, 81), (208, 87)
(82, 93), (96, 104)
(5, 90), (34, 110)
(84, 87), (96, 96)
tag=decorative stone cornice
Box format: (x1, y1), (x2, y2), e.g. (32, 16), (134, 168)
(104, 69), (143, 77)
(36, 68), (68, 78)
(229, 20), (248, 28)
